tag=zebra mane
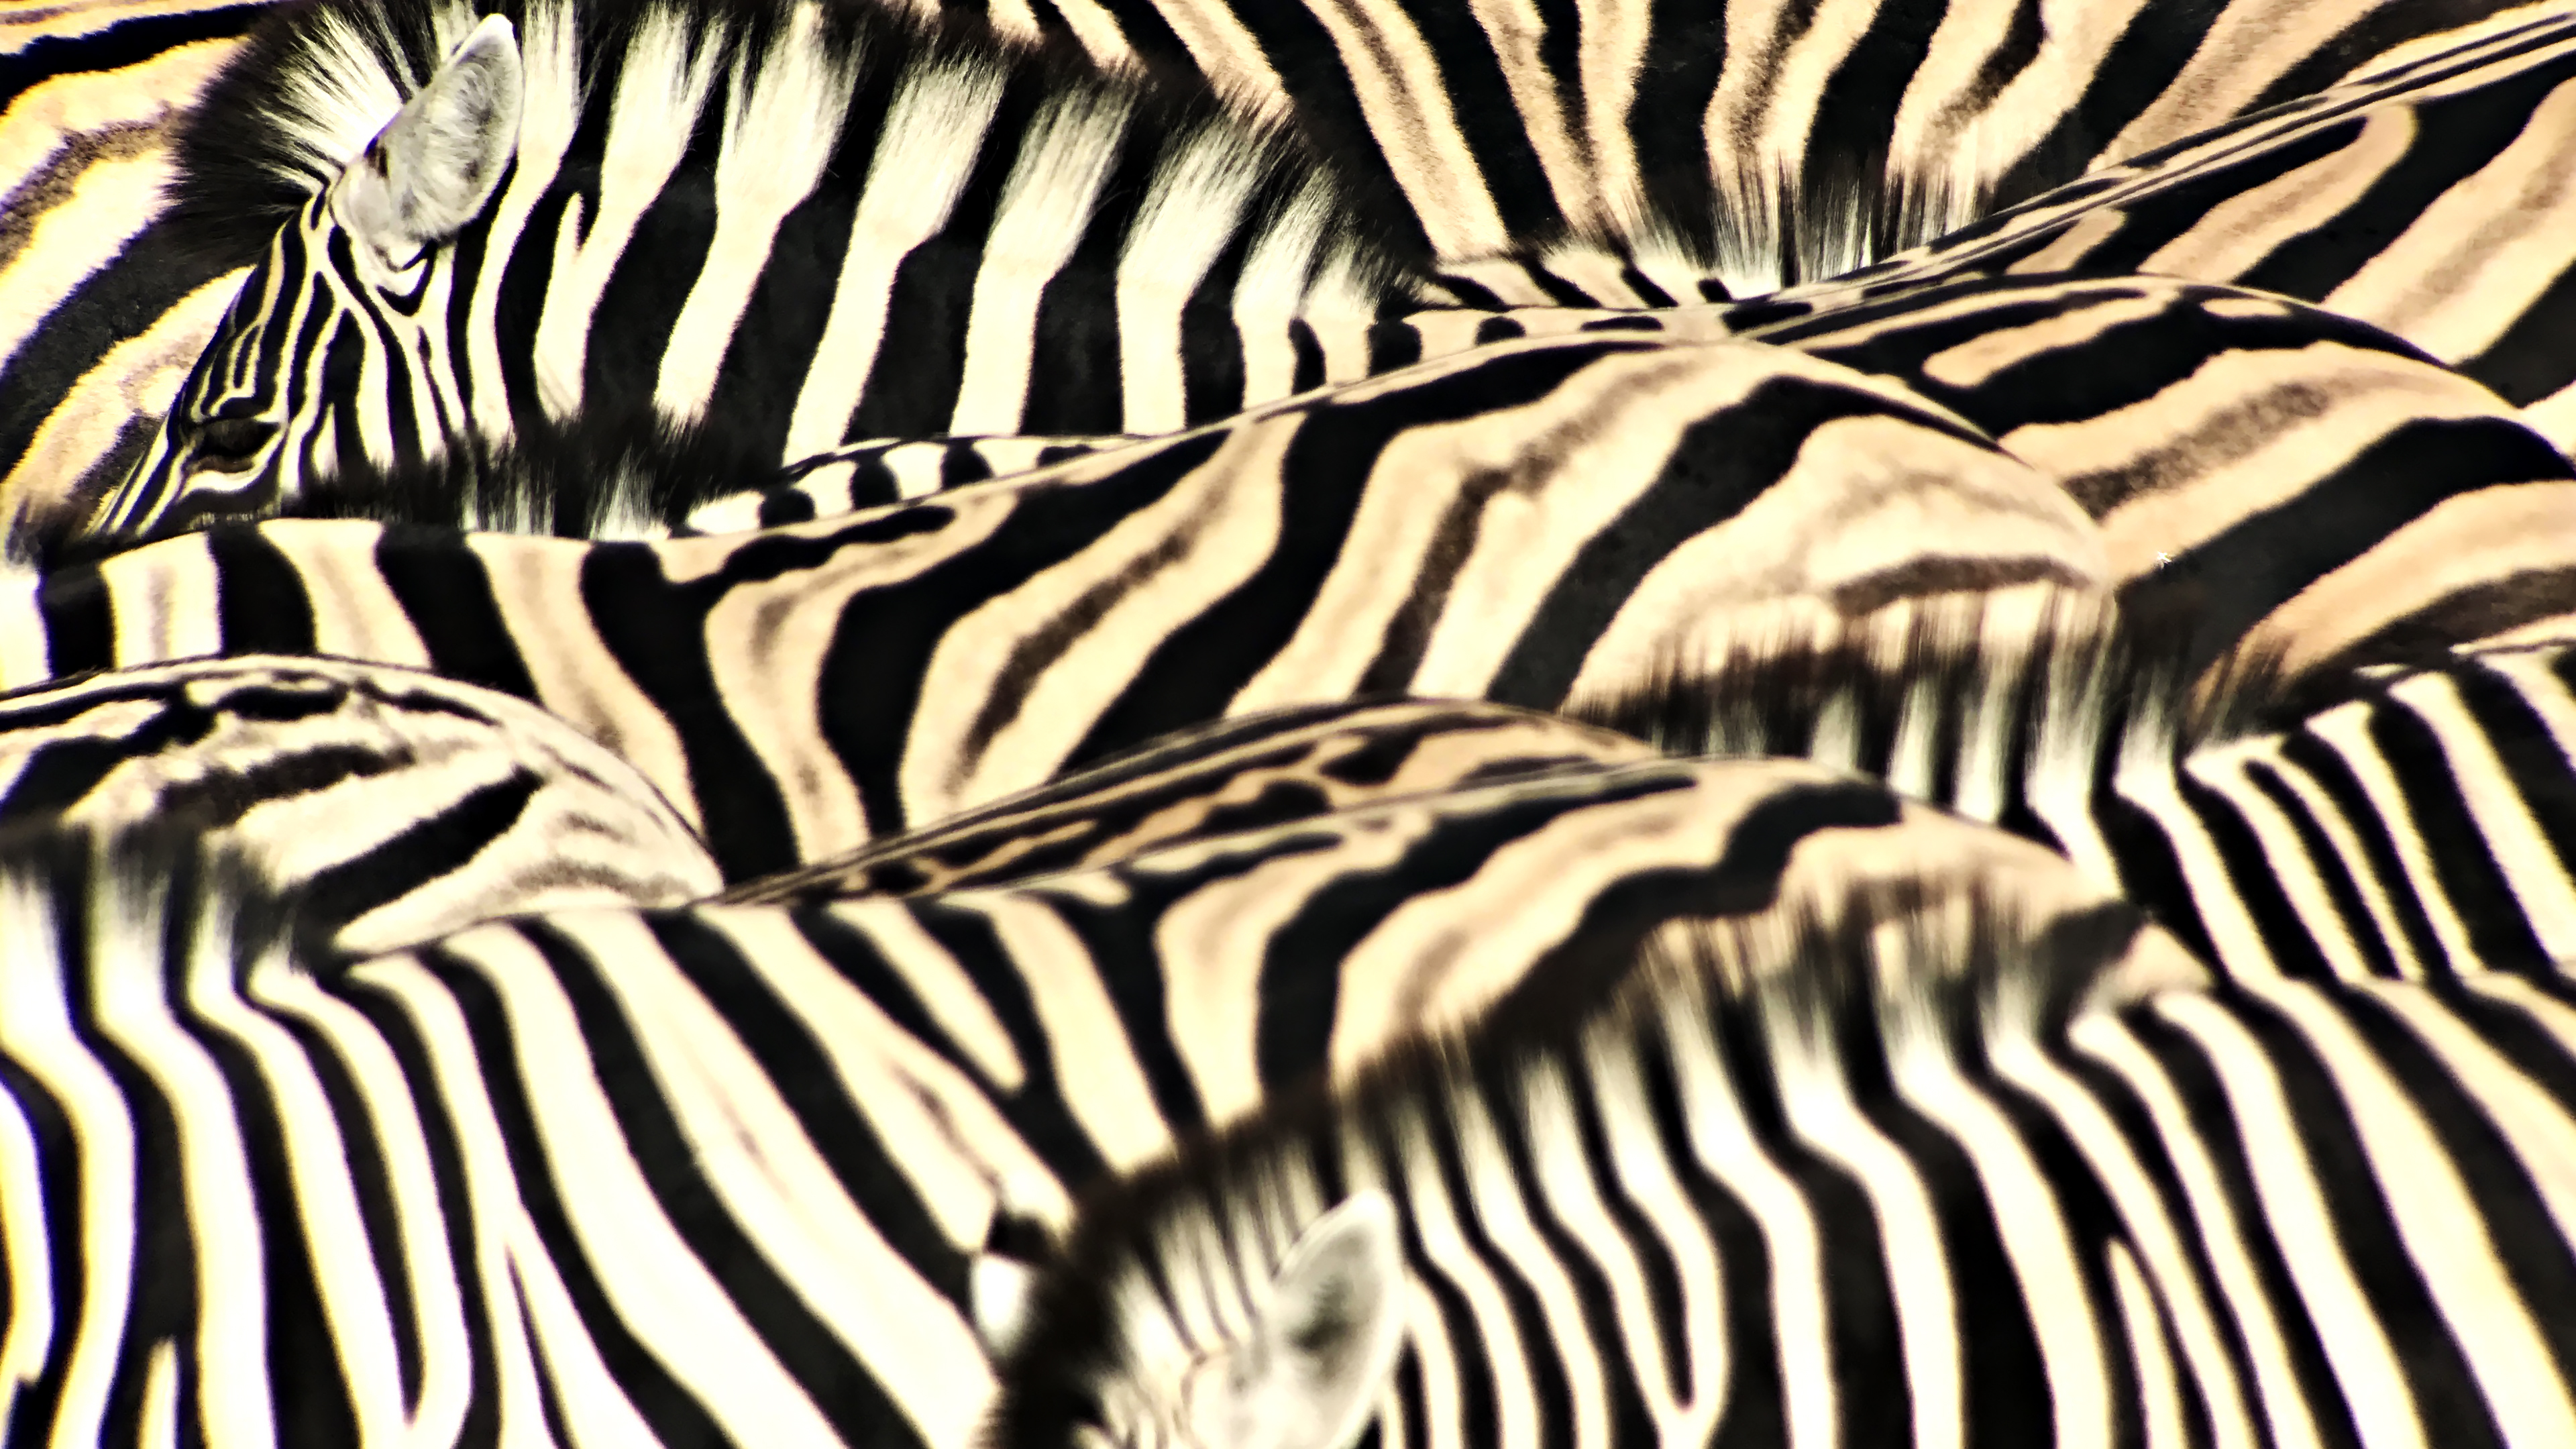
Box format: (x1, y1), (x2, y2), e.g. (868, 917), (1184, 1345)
(982, 882), (2171, 1444)
(0, 817), (312, 991)
(281, 402), (773, 536)
(1566, 586), (2329, 774)
(162, 0), (1425, 274)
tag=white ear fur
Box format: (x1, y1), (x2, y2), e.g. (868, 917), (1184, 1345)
(335, 14), (524, 268)
(973, 1251), (1045, 1363)
(1225, 1192), (1407, 1449)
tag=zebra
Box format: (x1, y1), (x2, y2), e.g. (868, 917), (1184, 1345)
(934, 0), (2548, 294)
(0, 0), (280, 542)
(78, 0), (2576, 546)
(666, 271), (2576, 689)
(721, 696), (1663, 902)
(88, 0), (1428, 540)
(979, 863), (2576, 1449)
(1773, 5), (2576, 454)
(0, 651), (720, 951)
(13, 329), (2119, 876)
(1712, 270), (2576, 684)
(0, 744), (2124, 1448)
(1567, 585), (2576, 980)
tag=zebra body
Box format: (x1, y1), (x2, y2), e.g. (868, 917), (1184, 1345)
(74, 0), (2576, 544)
(0, 749), (2119, 1448)
(1718, 270), (2576, 682)
(961, 0), (2540, 292)
(0, 652), (719, 951)
(724, 696), (1662, 902)
(16, 331), (2112, 875)
(0, 0), (276, 542)
(1572, 589), (2576, 979)
(1781, 7), (2576, 452)
(93, 0), (1421, 539)
(983, 867), (2576, 1449)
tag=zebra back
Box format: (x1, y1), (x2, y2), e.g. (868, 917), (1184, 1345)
(1788, 8), (2576, 453)
(0, 749), (2119, 1448)
(0, 653), (721, 951)
(11, 331), (2109, 873)
(723, 697), (1660, 902)
(987, 865), (2576, 1448)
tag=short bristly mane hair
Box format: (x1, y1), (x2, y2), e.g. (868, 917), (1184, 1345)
(160, 0), (1431, 276)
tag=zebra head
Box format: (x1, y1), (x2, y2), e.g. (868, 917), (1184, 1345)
(979, 1192), (1409, 1449)
(102, 16), (525, 537)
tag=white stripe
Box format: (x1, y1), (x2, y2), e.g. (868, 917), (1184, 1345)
(89, 879), (277, 1445)
(347, 951), (655, 1444)
(1114, 127), (1261, 434)
(433, 923), (849, 1447)
(0, 873), (138, 1449)
(2257, 980), (2576, 1445)
(246, 952), (476, 1442)
(1664, 994), (1840, 1449)
(949, 89), (1132, 435)
(2062, 1012), (2302, 1449)
(782, 61), (1006, 458)
(529, 8), (723, 420)
(557, 910), (1002, 1449)
(654, 2), (858, 423)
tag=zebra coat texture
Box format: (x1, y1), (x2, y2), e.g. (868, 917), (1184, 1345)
(983, 877), (2576, 1449)
(0, 749), (2144, 1448)
(95, 0), (1428, 538)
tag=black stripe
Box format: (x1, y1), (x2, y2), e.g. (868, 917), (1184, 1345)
(810, 436), (1209, 838)
(2121, 1007), (2371, 1449)
(209, 523), (317, 654)
(0, 3), (271, 115)
(36, 556), (113, 679)
(421, 938), (734, 1448)
(2153, 415), (2571, 681)
(2239, 57), (2575, 305)
(0, 221), (245, 484)
(374, 524), (537, 699)
(1484, 376), (1936, 708)
(577, 539), (796, 879)
(536, 918), (928, 1448)
(1076, 341), (1618, 766)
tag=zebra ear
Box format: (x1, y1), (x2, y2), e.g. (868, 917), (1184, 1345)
(335, 15), (523, 269)
(1226, 1192), (1407, 1449)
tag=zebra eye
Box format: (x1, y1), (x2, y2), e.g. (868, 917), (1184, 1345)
(190, 417), (277, 474)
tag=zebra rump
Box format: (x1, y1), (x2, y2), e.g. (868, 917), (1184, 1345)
(0, 654), (721, 953)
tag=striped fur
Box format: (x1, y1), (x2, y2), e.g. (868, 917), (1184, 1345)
(1571, 588), (2576, 979)
(1725, 271), (2576, 680)
(683, 433), (1122, 534)
(1779, 7), (2576, 451)
(723, 697), (1661, 902)
(948, 0), (2544, 292)
(7, 332), (2108, 875)
(0, 0), (276, 541)
(0, 653), (719, 951)
(0, 750), (2112, 1448)
(92, 0), (1424, 539)
(985, 871), (2576, 1448)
